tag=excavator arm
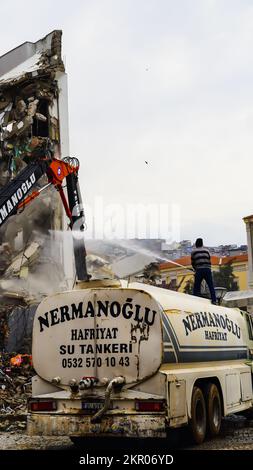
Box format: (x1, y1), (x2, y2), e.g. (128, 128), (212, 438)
(0, 156), (90, 281)
(0, 160), (48, 226)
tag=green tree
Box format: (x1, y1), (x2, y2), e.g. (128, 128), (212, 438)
(212, 263), (238, 292)
(184, 278), (194, 294)
(143, 262), (161, 284)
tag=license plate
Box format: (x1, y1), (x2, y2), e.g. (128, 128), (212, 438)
(82, 402), (103, 411)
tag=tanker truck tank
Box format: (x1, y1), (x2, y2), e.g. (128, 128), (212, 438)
(28, 280), (253, 444)
(32, 282), (164, 387)
(126, 282), (249, 364)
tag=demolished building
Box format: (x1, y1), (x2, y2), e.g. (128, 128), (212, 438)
(0, 31), (73, 352)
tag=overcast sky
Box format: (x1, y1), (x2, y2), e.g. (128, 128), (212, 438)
(1, 0), (253, 246)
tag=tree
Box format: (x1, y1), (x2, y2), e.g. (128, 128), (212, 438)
(143, 262), (161, 284)
(184, 278), (194, 294)
(212, 263), (238, 292)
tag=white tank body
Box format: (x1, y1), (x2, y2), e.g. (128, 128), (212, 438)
(32, 281), (249, 389)
(127, 282), (248, 363)
(32, 286), (164, 386)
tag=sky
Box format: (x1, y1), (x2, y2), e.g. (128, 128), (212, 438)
(0, 0), (253, 246)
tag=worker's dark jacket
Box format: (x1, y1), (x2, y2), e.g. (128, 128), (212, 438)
(191, 247), (211, 271)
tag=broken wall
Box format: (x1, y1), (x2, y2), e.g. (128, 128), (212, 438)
(0, 31), (72, 352)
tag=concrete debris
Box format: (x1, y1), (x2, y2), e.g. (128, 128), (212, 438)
(0, 31), (64, 87)
(0, 30), (63, 183)
(0, 243), (11, 274)
(86, 254), (114, 280)
(0, 353), (33, 429)
(0, 305), (13, 350)
(0, 234), (68, 353)
(5, 242), (40, 277)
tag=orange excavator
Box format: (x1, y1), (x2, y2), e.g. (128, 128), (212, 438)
(0, 151), (90, 281)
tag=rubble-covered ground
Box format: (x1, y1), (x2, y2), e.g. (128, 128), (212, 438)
(179, 414), (253, 450)
(0, 432), (72, 450)
(0, 352), (72, 450)
(0, 352), (33, 426)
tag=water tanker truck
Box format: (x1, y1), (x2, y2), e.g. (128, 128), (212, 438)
(0, 150), (252, 444)
(1, 31), (252, 446)
(27, 280), (253, 444)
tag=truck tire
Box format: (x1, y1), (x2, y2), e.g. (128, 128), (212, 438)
(190, 386), (206, 444)
(205, 383), (222, 437)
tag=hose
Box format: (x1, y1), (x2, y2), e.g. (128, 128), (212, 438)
(90, 376), (125, 423)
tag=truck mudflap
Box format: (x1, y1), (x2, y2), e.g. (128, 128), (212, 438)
(27, 413), (167, 438)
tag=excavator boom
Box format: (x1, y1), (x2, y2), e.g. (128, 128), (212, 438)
(0, 156), (90, 281)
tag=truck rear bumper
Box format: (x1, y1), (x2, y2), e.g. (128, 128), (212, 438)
(27, 413), (166, 438)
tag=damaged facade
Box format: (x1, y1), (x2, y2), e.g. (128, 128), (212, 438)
(0, 31), (71, 353)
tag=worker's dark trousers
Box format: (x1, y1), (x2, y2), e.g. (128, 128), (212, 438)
(193, 268), (217, 304)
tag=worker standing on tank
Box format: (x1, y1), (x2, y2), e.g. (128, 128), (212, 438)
(191, 238), (217, 304)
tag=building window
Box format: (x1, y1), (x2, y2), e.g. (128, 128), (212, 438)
(32, 99), (49, 137)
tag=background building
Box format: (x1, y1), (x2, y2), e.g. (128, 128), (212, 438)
(159, 254), (248, 293)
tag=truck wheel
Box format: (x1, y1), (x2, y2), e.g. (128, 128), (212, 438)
(205, 383), (222, 437)
(190, 386), (206, 444)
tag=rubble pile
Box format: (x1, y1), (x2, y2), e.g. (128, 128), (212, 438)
(0, 31), (64, 185)
(0, 241), (39, 353)
(0, 236), (66, 353)
(0, 353), (33, 431)
(0, 305), (13, 350)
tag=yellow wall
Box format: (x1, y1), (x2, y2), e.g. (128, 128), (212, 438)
(232, 262), (248, 290)
(162, 261), (248, 292)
